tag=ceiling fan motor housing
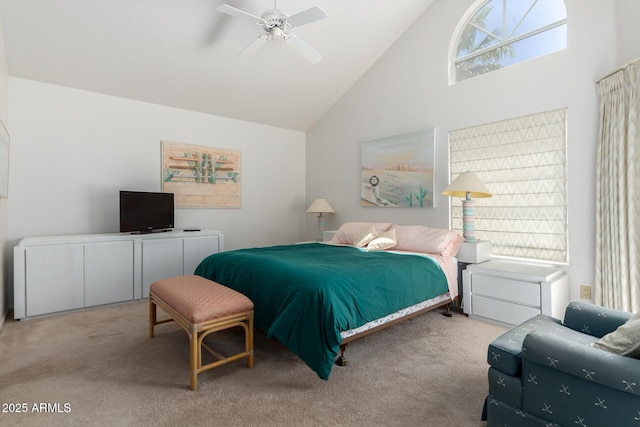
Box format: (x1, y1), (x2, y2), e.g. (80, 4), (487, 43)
(261, 9), (289, 29)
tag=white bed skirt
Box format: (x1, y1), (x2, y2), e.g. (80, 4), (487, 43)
(340, 292), (451, 339)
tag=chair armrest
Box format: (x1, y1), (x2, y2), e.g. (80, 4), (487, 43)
(523, 331), (640, 396)
(563, 301), (632, 338)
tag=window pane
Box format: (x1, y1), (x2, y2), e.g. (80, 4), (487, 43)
(503, 25), (567, 66)
(455, 46), (513, 82)
(456, 0), (503, 59)
(510, 0), (567, 38)
(504, 0), (536, 35)
(455, 26), (501, 58)
(452, 0), (567, 82)
(455, 24), (565, 81)
(473, 0), (504, 37)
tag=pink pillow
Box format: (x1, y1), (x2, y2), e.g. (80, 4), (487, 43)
(440, 234), (464, 257)
(394, 225), (463, 256)
(329, 222), (394, 245)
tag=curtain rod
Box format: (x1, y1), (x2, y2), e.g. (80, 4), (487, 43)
(595, 56), (640, 83)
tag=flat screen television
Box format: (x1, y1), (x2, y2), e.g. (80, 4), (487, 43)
(119, 191), (174, 233)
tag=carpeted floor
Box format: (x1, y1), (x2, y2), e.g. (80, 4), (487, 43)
(0, 301), (506, 426)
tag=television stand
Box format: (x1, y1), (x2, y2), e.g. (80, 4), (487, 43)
(13, 230), (224, 319)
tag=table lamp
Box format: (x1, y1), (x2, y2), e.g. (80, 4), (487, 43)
(306, 198), (335, 241)
(442, 172), (492, 242)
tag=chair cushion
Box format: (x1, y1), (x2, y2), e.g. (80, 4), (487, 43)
(487, 367), (522, 409)
(150, 275), (254, 324)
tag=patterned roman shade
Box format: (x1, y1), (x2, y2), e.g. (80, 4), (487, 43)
(448, 108), (568, 263)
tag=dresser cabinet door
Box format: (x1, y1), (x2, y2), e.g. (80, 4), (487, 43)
(183, 235), (219, 275)
(85, 241), (135, 307)
(141, 238), (184, 297)
(25, 244), (84, 317)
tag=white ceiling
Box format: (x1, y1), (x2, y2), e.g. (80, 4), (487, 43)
(0, 0), (435, 131)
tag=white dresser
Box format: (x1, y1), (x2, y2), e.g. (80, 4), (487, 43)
(462, 259), (568, 326)
(13, 230), (223, 319)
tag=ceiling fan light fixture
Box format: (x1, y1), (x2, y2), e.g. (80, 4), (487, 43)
(217, 3), (327, 63)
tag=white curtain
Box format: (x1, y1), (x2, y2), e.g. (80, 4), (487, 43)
(595, 62), (640, 312)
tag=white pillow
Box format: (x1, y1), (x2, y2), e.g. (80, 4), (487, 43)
(329, 222), (394, 245)
(352, 225), (378, 248)
(367, 228), (397, 251)
(593, 312), (640, 358)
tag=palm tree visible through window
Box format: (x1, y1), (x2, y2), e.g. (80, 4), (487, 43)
(452, 0), (567, 83)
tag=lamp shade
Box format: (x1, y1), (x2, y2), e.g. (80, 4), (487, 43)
(306, 198), (335, 213)
(442, 172), (492, 198)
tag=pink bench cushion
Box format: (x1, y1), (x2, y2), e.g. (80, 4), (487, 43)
(150, 275), (254, 324)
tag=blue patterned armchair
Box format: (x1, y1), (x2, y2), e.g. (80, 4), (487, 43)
(483, 301), (640, 426)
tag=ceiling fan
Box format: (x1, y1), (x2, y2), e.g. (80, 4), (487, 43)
(216, 1), (328, 64)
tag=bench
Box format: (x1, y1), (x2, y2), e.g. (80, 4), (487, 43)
(149, 275), (254, 390)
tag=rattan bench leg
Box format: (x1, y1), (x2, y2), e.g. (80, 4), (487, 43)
(190, 327), (199, 391)
(149, 298), (156, 338)
(247, 311), (254, 368)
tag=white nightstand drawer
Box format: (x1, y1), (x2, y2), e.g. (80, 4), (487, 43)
(473, 274), (541, 307)
(472, 295), (541, 325)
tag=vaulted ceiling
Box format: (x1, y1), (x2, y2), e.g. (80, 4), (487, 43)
(0, 0), (435, 131)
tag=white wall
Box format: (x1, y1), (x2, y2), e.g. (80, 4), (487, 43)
(616, 0), (640, 65)
(7, 78), (306, 303)
(306, 0), (631, 302)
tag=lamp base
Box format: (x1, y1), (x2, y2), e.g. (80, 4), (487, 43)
(457, 240), (492, 263)
(316, 213), (326, 241)
(462, 198), (477, 242)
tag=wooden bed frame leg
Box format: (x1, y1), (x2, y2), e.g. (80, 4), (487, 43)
(441, 303), (453, 318)
(335, 344), (348, 366)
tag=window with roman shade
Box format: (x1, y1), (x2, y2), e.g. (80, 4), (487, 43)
(448, 108), (568, 263)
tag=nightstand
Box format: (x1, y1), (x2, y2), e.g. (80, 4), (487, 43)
(462, 259), (568, 326)
(455, 241), (492, 309)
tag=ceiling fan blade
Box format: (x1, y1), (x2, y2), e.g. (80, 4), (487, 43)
(217, 4), (263, 23)
(286, 34), (323, 64)
(238, 35), (269, 56)
(285, 7), (328, 27)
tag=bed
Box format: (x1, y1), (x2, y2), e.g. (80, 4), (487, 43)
(194, 222), (463, 380)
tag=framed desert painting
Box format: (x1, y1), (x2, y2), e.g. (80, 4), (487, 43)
(361, 129), (435, 208)
(161, 141), (241, 208)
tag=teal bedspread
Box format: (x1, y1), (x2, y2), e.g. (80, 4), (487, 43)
(194, 243), (449, 380)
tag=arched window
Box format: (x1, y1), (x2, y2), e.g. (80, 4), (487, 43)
(451, 0), (567, 83)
